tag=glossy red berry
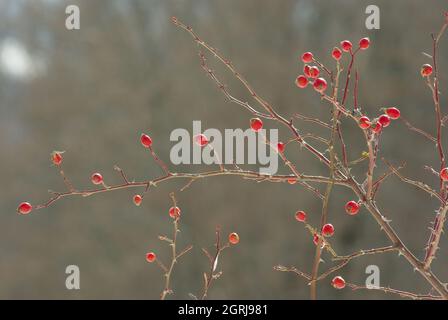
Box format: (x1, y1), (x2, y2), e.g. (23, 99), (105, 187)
(345, 201), (360, 215)
(301, 52), (313, 63)
(386, 107), (400, 120)
(295, 211), (307, 222)
(371, 122), (382, 133)
(313, 78), (328, 93)
(287, 178), (297, 185)
(133, 194), (142, 206)
(146, 252), (156, 263)
(140, 133), (153, 148)
(194, 134), (209, 147)
(440, 168), (448, 181)
(51, 151), (63, 166)
(295, 75), (308, 88)
(322, 223), (335, 237)
(169, 206), (181, 219)
(332, 47), (342, 60)
(358, 116), (371, 129)
(308, 66), (320, 79)
(304, 65), (311, 77)
(378, 114), (391, 128)
(277, 142), (285, 153)
(332, 276), (346, 289)
(341, 40), (353, 52)
(18, 202), (33, 215)
(421, 64), (433, 77)
(250, 118), (263, 132)
(91, 173), (103, 185)
(229, 232), (240, 245)
(359, 37), (370, 50)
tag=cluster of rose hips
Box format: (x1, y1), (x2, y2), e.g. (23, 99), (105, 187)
(295, 37), (370, 94)
(145, 231), (240, 264)
(294, 211), (346, 289)
(249, 117), (287, 154)
(357, 107), (400, 134)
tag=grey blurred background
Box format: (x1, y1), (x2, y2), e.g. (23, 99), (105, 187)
(1, 0), (447, 299)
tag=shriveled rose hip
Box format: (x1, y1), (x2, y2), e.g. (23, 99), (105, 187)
(133, 194), (142, 206)
(140, 133), (153, 148)
(332, 47), (342, 60)
(313, 78), (327, 93)
(250, 118), (263, 132)
(295, 211), (307, 222)
(296, 75), (308, 88)
(146, 252), (156, 263)
(341, 40), (353, 52)
(421, 64), (433, 77)
(18, 202), (33, 215)
(229, 232), (240, 245)
(440, 168), (448, 181)
(378, 114), (391, 128)
(194, 134), (209, 147)
(51, 151), (63, 166)
(332, 276), (346, 289)
(301, 52), (313, 63)
(91, 173), (103, 185)
(322, 223), (335, 237)
(345, 201), (360, 215)
(358, 116), (371, 129)
(359, 37), (370, 50)
(169, 206), (181, 219)
(386, 107), (400, 120)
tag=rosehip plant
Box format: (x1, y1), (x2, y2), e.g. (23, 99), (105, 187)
(18, 13), (448, 300)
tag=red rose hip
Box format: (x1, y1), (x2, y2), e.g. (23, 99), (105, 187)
(169, 206), (181, 219)
(301, 52), (313, 63)
(345, 201), (360, 215)
(91, 173), (103, 185)
(304, 65), (311, 77)
(371, 122), (382, 133)
(358, 116), (371, 129)
(229, 232), (240, 245)
(378, 114), (391, 128)
(332, 47), (342, 60)
(386, 107), (400, 120)
(322, 223), (334, 237)
(313, 78), (327, 93)
(332, 276), (346, 289)
(277, 142), (285, 153)
(51, 151), (63, 166)
(295, 211), (307, 222)
(146, 252), (156, 263)
(133, 194), (142, 206)
(194, 134), (209, 147)
(359, 37), (370, 50)
(341, 40), (353, 52)
(440, 168), (448, 181)
(18, 202), (33, 215)
(308, 66), (320, 79)
(421, 64), (433, 77)
(140, 133), (153, 148)
(250, 118), (263, 132)
(295, 75), (308, 88)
